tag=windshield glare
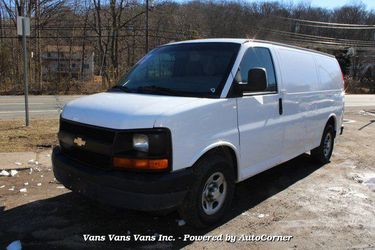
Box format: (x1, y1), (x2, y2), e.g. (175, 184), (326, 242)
(116, 43), (240, 98)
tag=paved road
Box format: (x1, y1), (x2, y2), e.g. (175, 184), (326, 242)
(344, 94), (375, 107)
(0, 94), (374, 120)
(0, 95), (81, 120)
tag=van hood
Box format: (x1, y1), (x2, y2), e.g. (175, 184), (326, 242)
(61, 92), (202, 129)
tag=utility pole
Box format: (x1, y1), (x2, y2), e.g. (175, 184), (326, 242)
(22, 18), (29, 126)
(18, 16), (30, 126)
(145, 0), (149, 54)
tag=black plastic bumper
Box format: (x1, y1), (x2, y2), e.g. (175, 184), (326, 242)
(52, 147), (192, 211)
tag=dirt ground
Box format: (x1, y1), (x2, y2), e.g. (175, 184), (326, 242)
(0, 119), (58, 152)
(0, 107), (374, 250)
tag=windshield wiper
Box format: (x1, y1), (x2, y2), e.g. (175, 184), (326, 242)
(136, 85), (185, 96)
(109, 85), (132, 93)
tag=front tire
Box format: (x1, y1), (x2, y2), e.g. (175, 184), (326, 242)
(311, 124), (335, 164)
(178, 154), (235, 228)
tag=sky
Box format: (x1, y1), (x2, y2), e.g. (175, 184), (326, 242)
(252, 0), (375, 10)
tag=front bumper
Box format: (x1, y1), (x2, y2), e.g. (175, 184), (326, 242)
(52, 147), (192, 211)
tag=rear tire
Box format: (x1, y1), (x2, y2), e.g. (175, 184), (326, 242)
(311, 124), (335, 164)
(178, 154), (235, 228)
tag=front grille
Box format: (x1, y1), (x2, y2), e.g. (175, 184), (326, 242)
(59, 119), (115, 168)
(60, 119), (115, 143)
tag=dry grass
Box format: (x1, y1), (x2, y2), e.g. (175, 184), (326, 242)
(0, 119), (59, 152)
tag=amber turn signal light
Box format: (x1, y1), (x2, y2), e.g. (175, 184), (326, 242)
(113, 157), (168, 170)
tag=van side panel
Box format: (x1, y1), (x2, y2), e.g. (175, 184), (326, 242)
(276, 47), (319, 159)
(314, 55), (343, 90)
(310, 54), (344, 146)
(277, 48), (318, 92)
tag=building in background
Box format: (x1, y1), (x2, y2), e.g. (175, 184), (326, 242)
(41, 45), (94, 81)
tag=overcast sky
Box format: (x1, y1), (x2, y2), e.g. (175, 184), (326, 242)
(250, 0), (375, 10)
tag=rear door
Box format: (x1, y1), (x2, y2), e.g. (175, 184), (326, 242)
(236, 47), (285, 180)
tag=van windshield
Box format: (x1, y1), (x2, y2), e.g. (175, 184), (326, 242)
(114, 43), (240, 98)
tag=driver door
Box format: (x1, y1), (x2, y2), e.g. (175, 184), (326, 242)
(236, 47), (285, 180)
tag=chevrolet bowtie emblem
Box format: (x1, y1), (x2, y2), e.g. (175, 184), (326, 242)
(73, 137), (86, 147)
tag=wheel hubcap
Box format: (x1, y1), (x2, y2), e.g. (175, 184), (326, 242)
(323, 133), (332, 158)
(201, 172), (227, 215)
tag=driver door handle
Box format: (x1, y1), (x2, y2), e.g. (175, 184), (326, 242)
(279, 98), (283, 115)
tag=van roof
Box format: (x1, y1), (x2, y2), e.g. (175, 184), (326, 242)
(167, 38), (248, 45)
(167, 38), (335, 58)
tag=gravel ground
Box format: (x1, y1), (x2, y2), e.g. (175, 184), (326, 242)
(0, 107), (374, 250)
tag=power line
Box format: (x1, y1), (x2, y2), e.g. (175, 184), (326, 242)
(272, 38), (375, 51)
(261, 30), (375, 50)
(272, 35), (371, 47)
(262, 29), (375, 46)
(0, 25), (198, 35)
(0, 33), (190, 40)
(295, 23), (375, 30)
(276, 16), (375, 28)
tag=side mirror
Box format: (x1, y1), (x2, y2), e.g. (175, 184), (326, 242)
(247, 67), (268, 92)
(236, 68), (268, 94)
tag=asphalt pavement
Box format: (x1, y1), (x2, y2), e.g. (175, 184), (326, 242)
(0, 95), (81, 120)
(0, 94), (374, 120)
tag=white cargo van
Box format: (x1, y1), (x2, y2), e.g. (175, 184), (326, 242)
(53, 39), (344, 227)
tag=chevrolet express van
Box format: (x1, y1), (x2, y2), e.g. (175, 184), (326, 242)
(53, 39), (344, 227)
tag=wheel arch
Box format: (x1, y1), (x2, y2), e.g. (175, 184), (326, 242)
(190, 142), (240, 181)
(327, 114), (337, 137)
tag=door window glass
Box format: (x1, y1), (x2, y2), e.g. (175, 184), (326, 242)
(237, 47), (277, 92)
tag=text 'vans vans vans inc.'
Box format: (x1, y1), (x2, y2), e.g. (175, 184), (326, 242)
(52, 39), (345, 227)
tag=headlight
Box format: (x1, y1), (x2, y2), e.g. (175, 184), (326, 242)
(113, 128), (172, 171)
(133, 134), (149, 152)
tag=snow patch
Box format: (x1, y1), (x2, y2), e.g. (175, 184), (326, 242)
(10, 170), (18, 176)
(338, 160), (356, 169)
(342, 119), (356, 124)
(364, 177), (375, 192)
(0, 170), (10, 176)
(258, 213), (269, 218)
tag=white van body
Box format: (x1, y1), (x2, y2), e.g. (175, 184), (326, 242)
(54, 39), (344, 227)
(61, 39), (344, 180)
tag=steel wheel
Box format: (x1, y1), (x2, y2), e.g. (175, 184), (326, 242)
(311, 124), (335, 164)
(178, 154), (235, 228)
(323, 132), (332, 158)
(201, 172), (227, 215)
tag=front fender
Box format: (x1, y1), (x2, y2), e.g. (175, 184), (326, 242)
(154, 98), (239, 172)
(189, 141), (240, 171)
